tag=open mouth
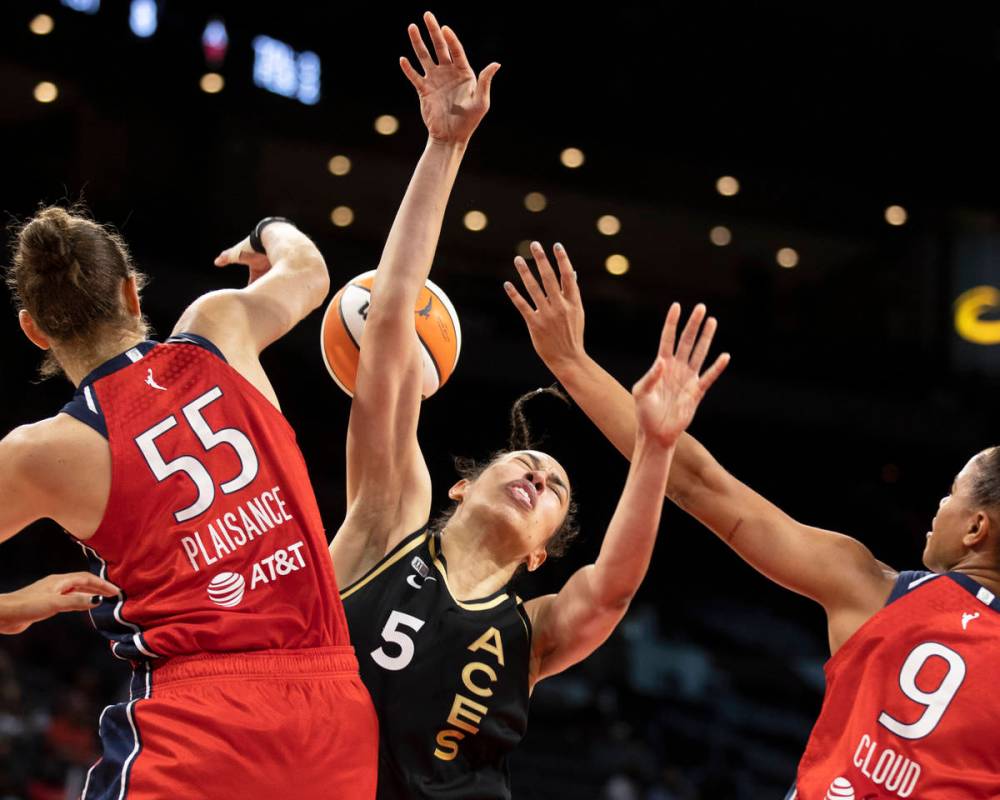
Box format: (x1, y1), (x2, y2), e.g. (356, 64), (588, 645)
(506, 480), (536, 510)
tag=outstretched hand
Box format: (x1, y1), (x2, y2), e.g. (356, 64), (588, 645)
(631, 303), (730, 448)
(400, 12), (500, 146)
(0, 572), (119, 635)
(504, 241), (585, 371)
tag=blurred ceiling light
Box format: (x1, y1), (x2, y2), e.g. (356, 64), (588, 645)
(200, 73), (224, 94)
(202, 18), (229, 65)
(328, 155), (351, 176)
(524, 192), (547, 212)
(129, 0), (157, 37)
(463, 211), (487, 232)
(885, 205), (908, 226)
(29, 14), (54, 35)
(597, 215), (621, 236)
(560, 147), (585, 168)
(605, 255), (629, 275)
(33, 82), (58, 103)
(330, 206), (354, 227)
(375, 115), (399, 135)
(716, 176), (740, 196)
(516, 240), (533, 259)
(709, 226), (732, 246)
(777, 247), (799, 268)
(62, 0), (100, 13)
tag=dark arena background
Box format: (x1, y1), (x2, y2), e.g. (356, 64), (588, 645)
(2, 2), (999, 798)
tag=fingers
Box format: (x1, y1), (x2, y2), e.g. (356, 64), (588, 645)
(422, 11), (452, 65)
(400, 57), (424, 91)
(60, 592), (107, 613)
(441, 25), (470, 70)
(477, 62), (500, 106)
(657, 303), (681, 360)
(530, 242), (562, 300)
(56, 572), (119, 597)
(689, 316), (717, 374)
(675, 303), (706, 362)
(504, 281), (536, 321)
(407, 22), (434, 73)
(633, 357), (665, 396)
(699, 353), (731, 393)
(551, 243), (580, 303)
(513, 256), (548, 309)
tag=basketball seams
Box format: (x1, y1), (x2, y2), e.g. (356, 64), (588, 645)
(321, 271), (460, 397)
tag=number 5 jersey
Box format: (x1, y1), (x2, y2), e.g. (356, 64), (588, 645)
(791, 569), (1000, 800)
(339, 527), (533, 800)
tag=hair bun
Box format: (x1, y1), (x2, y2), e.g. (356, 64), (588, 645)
(19, 206), (79, 279)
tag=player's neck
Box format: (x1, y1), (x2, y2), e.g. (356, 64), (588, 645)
(950, 563), (1000, 598)
(56, 332), (149, 387)
(439, 518), (518, 600)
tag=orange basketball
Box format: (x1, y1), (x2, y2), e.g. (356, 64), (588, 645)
(320, 270), (462, 398)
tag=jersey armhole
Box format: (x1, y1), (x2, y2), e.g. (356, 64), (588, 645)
(165, 332), (227, 362)
(338, 523), (430, 600)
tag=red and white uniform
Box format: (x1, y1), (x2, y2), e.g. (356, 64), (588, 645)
(62, 335), (377, 800)
(791, 569), (1000, 800)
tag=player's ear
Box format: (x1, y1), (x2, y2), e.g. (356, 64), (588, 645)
(448, 479), (470, 503)
(964, 511), (990, 547)
(525, 547), (547, 573)
(19, 310), (51, 351)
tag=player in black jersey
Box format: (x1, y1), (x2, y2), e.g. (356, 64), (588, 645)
(329, 13), (729, 799)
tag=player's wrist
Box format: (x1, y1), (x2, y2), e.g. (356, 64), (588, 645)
(249, 217), (296, 254)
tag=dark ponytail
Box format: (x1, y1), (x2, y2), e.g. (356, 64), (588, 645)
(437, 385), (580, 559)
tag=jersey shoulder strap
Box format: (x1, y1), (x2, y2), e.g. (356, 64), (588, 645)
(885, 570), (939, 606)
(339, 525), (430, 601)
(164, 331), (227, 362)
(59, 340), (159, 439)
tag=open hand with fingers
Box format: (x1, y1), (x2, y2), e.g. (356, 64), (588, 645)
(0, 572), (119, 635)
(632, 304), (729, 448)
(401, 12), (500, 146)
(505, 241), (585, 371)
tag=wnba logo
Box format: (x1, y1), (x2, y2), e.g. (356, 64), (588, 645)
(207, 571), (246, 607)
(825, 777), (855, 800)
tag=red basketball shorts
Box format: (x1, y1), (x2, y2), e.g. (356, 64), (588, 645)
(81, 647), (378, 800)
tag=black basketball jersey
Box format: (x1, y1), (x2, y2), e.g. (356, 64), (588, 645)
(340, 527), (532, 800)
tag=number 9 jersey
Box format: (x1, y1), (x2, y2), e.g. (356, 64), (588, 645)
(62, 335), (351, 660)
(790, 570), (1000, 800)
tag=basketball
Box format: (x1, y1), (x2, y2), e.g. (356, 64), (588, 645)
(320, 270), (462, 398)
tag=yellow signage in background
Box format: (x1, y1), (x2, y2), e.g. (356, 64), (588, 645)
(954, 285), (1000, 345)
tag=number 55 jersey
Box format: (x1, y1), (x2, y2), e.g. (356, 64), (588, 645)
(790, 570), (1000, 800)
(60, 335), (377, 800)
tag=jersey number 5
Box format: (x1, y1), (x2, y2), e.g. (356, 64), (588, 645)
(135, 386), (260, 523)
(877, 641), (966, 740)
(371, 610), (425, 671)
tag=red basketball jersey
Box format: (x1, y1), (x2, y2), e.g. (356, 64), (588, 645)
(65, 336), (350, 661)
(792, 570), (1000, 800)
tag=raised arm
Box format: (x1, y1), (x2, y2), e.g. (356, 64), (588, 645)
(331, 14), (499, 587)
(506, 243), (896, 654)
(526, 304), (728, 685)
(171, 220), (330, 408)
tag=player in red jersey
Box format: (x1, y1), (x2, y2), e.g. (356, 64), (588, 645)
(506, 243), (1000, 799)
(1, 206), (377, 797)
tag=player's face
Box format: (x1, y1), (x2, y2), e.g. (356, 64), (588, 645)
(923, 455), (982, 571)
(469, 450), (571, 570)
